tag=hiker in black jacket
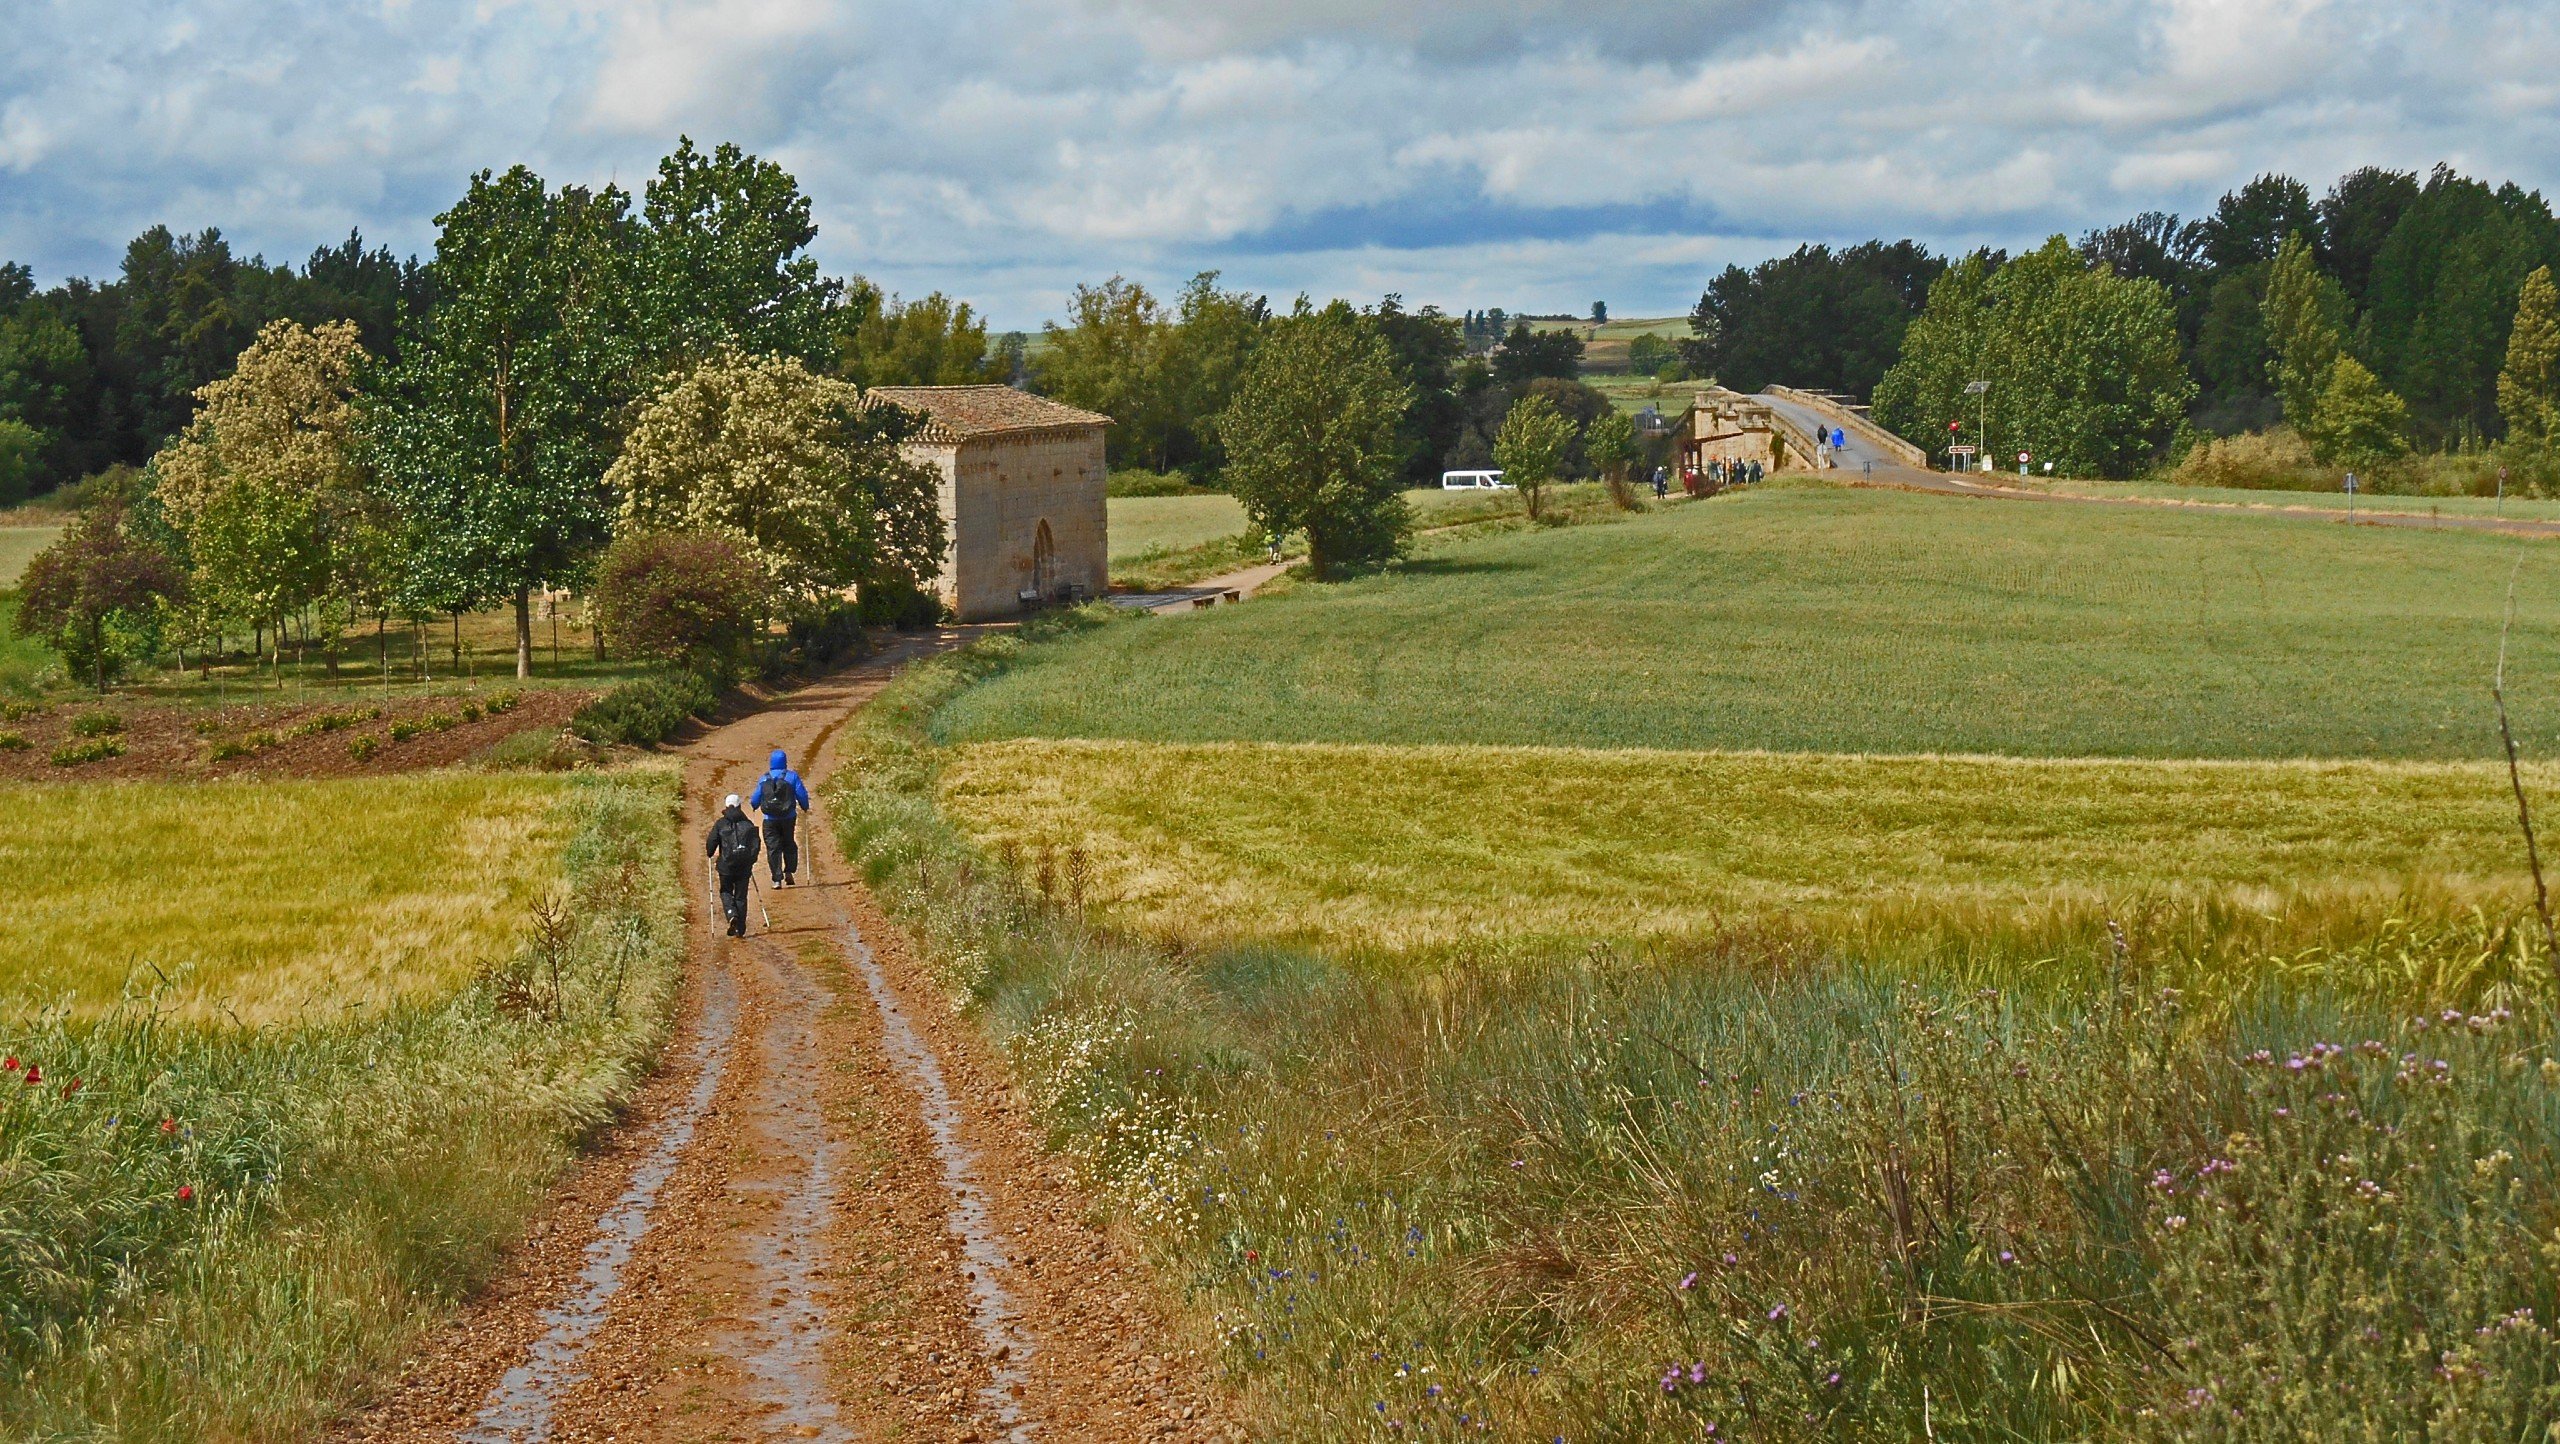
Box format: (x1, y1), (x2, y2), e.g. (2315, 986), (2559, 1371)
(705, 793), (762, 937)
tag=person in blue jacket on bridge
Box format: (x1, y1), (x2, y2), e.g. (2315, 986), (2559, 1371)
(752, 749), (812, 887)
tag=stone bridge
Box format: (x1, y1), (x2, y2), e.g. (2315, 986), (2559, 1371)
(1667, 385), (1927, 477)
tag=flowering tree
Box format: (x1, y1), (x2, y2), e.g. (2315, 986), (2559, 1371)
(605, 352), (945, 617)
(151, 319), (377, 665)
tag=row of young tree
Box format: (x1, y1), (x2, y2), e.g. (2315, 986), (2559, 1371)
(17, 139), (955, 687)
(1678, 164), (2560, 472)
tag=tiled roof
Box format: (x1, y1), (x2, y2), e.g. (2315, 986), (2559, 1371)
(864, 385), (1112, 443)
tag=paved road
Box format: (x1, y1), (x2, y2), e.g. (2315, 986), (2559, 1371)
(1753, 390), (2560, 540)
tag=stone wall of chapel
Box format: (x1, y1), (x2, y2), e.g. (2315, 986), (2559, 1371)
(906, 425), (1108, 621)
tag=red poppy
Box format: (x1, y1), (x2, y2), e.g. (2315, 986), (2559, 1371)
(176, 1185), (194, 1202)
(21, 1065), (38, 1085)
(161, 1118), (177, 1135)
(3, 1057), (16, 1071)
(60, 1077), (81, 1097)
(1244, 1250), (1259, 1263)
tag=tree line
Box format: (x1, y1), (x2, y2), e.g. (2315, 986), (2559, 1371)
(1675, 164), (2560, 476)
(16, 139), (974, 687)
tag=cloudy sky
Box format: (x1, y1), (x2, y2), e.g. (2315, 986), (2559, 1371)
(3, 0), (2556, 328)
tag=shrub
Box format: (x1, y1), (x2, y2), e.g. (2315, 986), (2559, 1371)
(485, 690), (520, 716)
(386, 714), (456, 744)
(857, 582), (940, 632)
(567, 671), (718, 747)
(346, 734), (379, 762)
(17, 497), (184, 690)
(284, 707), (379, 739)
(460, 702), (484, 723)
(68, 713), (123, 737)
(0, 730), (28, 751)
(49, 738), (122, 767)
(206, 732), (280, 762)
(2169, 427), (2325, 490)
(590, 529), (765, 671)
(1107, 468), (1198, 497)
(0, 701), (48, 722)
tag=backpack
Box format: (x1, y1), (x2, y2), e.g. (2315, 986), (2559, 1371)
(755, 773), (799, 819)
(718, 821), (758, 873)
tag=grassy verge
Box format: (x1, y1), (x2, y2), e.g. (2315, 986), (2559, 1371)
(0, 765), (686, 1437)
(834, 629), (2560, 1440)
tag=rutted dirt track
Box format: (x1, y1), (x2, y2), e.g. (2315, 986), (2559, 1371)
(339, 640), (1225, 1444)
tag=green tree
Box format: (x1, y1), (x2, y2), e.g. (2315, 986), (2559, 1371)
(1586, 408), (1637, 482)
(2304, 356), (2411, 469)
(606, 351), (946, 616)
(152, 319), (372, 668)
(1679, 241), (1943, 397)
(1037, 276), (1171, 469)
(637, 137), (836, 373)
(2362, 166), (2560, 440)
(2195, 174), (2318, 270)
(2262, 234), (2348, 430)
(0, 420), (44, 507)
(0, 301), (96, 489)
(1493, 393), (1574, 519)
(18, 496), (184, 689)
(2498, 265), (2560, 451)
(1490, 323), (1584, 384)
(834, 280), (1000, 386)
(1874, 238), (2193, 477)
(1157, 273), (1267, 477)
(1215, 301), (1413, 579)
(363, 166), (642, 678)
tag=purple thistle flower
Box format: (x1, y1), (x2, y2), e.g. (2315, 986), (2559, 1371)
(1679, 1272), (1698, 1290)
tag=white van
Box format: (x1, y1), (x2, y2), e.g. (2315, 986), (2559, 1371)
(1440, 469), (1510, 490)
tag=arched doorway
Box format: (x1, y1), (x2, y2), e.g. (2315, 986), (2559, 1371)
(1031, 520), (1056, 601)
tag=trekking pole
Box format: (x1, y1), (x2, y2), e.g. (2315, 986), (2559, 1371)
(705, 857), (720, 938)
(747, 870), (773, 930)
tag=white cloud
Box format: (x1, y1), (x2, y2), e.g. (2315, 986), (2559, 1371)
(0, 0), (2556, 325)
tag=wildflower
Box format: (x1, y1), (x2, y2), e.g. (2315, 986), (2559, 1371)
(1767, 1303), (1788, 1322)
(1679, 1272), (1698, 1290)
(2, 1056), (15, 1071)
(2163, 1215), (2188, 1231)
(60, 1077), (81, 1097)
(22, 1065), (39, 1085)
(1243, 1250), (1258, 1263)
(1427, 1384), (1440, 1398)
(2151, 1170), (2177, 1191)
(1660, 1367), (1681, 1394)
(1998, 1250), (2015, 1265)
(177, 1185), (194, 1202)
(1688, 1363), (1707, 1385)
(161, 1118), (177, 1135)
(1722, 1253), (1738, 1266)
(1826, 1371), (1842, 1387)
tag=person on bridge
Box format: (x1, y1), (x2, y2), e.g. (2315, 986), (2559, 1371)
(706, 794), (762, 937)
(753, 749), (812, 887)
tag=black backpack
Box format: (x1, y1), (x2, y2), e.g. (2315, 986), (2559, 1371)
(718, 821), (758, 872)
(755, 773), (799, 819)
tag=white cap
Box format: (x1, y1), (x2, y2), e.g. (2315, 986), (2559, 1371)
(723, 794), (741, 808)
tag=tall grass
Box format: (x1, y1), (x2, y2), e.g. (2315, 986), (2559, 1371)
(0, 766), (685, 1440)
(833, 637), (2560, 1440)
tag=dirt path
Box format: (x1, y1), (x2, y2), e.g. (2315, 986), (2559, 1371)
(338, 640), (1225, 1444)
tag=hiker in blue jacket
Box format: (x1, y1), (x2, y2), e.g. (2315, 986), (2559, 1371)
(753, 749), (812, 887)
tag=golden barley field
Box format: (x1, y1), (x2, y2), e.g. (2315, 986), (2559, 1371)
(0, 773), (576, 1022)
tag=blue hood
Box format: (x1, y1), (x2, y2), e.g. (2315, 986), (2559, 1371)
(769, 750), (788, 771)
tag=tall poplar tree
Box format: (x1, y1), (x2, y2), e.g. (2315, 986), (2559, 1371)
(2499, 266), (2560, 452)
(638, 137), (837, 374)
(2261, 234), (2347, 431)
(363, 167), (641, 678)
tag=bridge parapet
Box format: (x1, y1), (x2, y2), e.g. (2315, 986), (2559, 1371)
(1762, 385), (1930, 468)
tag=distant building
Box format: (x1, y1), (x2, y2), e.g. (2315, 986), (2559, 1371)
(866, 385), (1111, 621)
